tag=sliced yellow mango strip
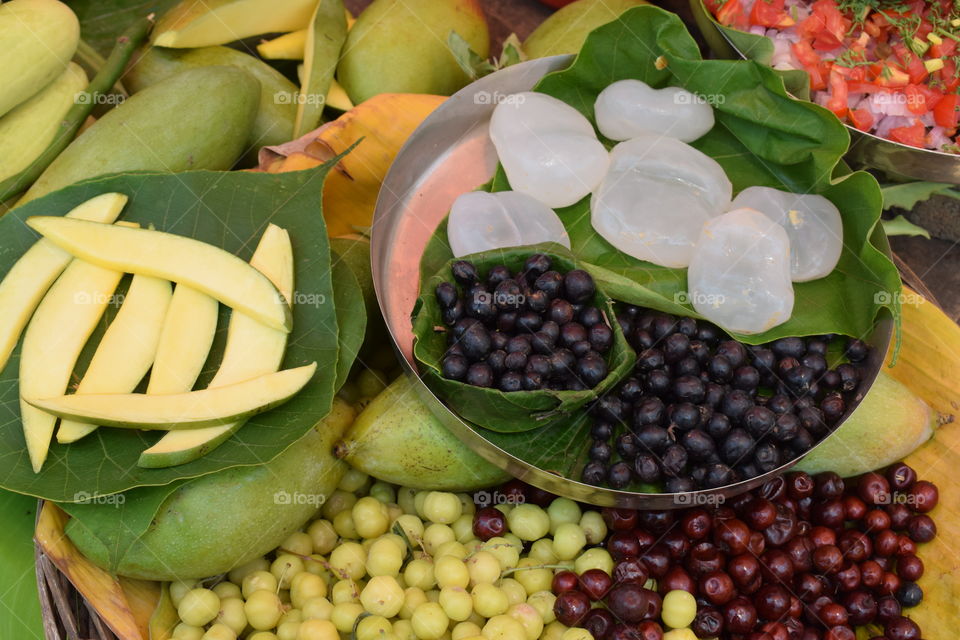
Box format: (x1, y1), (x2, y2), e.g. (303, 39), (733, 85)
(28, 363), (317, 430)
(146, 285), (219, 395)
(56, 275), (174, 443)
(26, 216), (291, 332)
(0, 192), (126, 373)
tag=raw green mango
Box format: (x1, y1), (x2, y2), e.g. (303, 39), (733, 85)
(125, 46), (297, 155)
(19, 66), (259, 205)
(335, 375), (510, 490)
(337, 0), (490, 104)
(66, 399), (354, 581)
(796, 371), (940, 477)
(523, 0), (648, 59)
(0, 0), (80, 118)
(0, 62), (87, 183)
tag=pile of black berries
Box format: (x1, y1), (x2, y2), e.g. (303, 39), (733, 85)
(435, 254), (613, 391)
(581, 306), (872, 491)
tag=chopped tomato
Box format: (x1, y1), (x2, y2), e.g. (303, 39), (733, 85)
(934, 94), (960, 129)
(889, 121), (927, 147)
(874, 63), (911, 88)
(892, 43), (929, 84)
(716, 0), (749, 29)
(849, 108), (875, 131)
(750, 0), (794, 28)
(826, 71), (849, 118)
(904, 85), (930, 114)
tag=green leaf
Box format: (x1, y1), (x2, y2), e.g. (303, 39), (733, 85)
(412, 244), (635, 433)
(69, 0), (181, 55)
(449, 30), (497, 81)
(524, 6), (899, 344)
(0, 490), (43, 640)
(0, 165), (343, 502)
(881, 181), (960, 210)
(331, 257), (366, 390)
(294, 0), (348, 137)
(882, 215), (930, 239)
(59, 480), (190, 572)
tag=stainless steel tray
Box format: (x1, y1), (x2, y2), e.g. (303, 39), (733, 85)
(370, 55), (893, 509)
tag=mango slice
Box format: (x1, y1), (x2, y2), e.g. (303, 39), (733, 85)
(26, 217), (292, 332)
(152, 0), (317, 48)
(0, 192), (126, 374)
(55, 274), (173, 444)
(28, 363), (317, 430)
(146, 285), (219, 396)
(138, 224), (293, 468)
(19, 258), (125, 472)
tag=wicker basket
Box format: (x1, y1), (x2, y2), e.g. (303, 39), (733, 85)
(35, 501), (117, 640)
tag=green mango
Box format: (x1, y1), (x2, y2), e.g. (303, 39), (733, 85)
(0, 0), (80, 118)
(337, 0), (490, 104)
(796, 371), (939, 477)
(523, 0), (648, 59)
(19, 66), (259, 205)
(66, 399), (354, 581)
(125, 46), (297, 157)
(335, 375), (510, 490)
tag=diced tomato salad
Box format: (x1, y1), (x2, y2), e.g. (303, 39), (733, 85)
(706, 0), (960, 152)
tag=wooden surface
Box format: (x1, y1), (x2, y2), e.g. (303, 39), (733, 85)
(344, 0), (960, 320)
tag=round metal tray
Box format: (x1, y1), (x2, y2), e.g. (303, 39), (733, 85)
(689, 0), (960, 184)
(370, 55), (893, 509)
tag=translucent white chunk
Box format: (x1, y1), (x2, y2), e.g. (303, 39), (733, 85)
(589, 134), (733, 268)
(594, 80), (715, 143)
(489, 92), (610, 208)
(688, 208), (794, 335)
(731, 186), (843, 282)
(447, 190), (570, 257)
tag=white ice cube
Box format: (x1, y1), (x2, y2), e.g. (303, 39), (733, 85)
(447, 190), (570, 257)
(688, 207), (794, 335)
(589, 134), (732, 267)
(732, 186), (843, 282)
(594, 80), (715, 143)
(489, 92), (610, 208)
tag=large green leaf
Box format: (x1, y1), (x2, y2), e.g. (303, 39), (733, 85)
(69, 0), (181, 56)
(412, 244), (635, 433)
(0, 490), (43, 640)
(0, 166), (342, 502)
